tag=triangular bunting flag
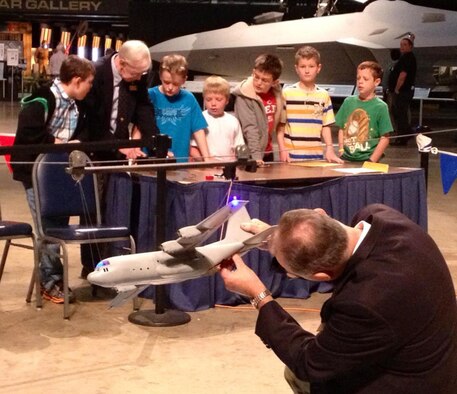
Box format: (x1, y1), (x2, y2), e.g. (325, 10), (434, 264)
(440, 151), (457, 194)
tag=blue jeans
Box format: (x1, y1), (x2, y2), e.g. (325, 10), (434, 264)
(25, 187), (64, 290)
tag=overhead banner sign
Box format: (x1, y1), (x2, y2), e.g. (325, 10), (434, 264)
(0, 0), (128, 15)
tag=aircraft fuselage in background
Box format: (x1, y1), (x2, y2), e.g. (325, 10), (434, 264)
(149, 0), (457, 90)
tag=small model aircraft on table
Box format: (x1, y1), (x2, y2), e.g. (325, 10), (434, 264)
(87, 199), (275, 307)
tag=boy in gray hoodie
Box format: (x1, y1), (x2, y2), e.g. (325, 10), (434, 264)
(233, 54), (285, 166)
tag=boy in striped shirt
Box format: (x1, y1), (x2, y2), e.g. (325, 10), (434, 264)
(277, 46), (342, 163)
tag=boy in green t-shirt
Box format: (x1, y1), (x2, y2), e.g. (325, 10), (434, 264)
(336, 61), (392, 162)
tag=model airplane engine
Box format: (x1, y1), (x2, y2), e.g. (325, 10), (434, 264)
(160, 240), (191, 255)
(177, 226), (203, 239)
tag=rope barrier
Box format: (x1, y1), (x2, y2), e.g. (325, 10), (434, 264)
(1, 127), (455, 169)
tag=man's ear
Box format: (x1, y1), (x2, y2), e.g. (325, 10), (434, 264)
(310, 271), (333, 281)
(313, 208), (327, 216)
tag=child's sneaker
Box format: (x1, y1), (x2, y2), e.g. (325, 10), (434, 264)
(41, 282), (76, 304)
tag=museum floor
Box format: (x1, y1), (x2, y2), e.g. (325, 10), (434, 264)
(0, 101), (456, 393)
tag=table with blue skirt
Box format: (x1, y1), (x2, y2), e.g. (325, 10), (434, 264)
(104, 163), (427, 312)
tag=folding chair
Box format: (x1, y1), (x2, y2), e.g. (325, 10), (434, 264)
(0, 204), (41, 308)
(32, 151), (136, 319)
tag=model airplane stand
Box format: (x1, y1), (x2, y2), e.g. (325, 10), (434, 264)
(67, 142), (255, 327)
(128, 153), (192, 327)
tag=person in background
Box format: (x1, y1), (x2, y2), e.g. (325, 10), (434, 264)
(382, 48), (401, 128)
(220, 204), (457, 393)
(191, 76), (244, 161)
(148, 54), (210, 162)
(277, 46), (342, 163)
(11, 55), (95, 304)
(390, 34), (417, 146)
(104, 47), (115, 57)
(49, 42), (68, 79)
(233, 54), (285, 166)
(336, 61), (392, 162)
(34, 40), (49, 78)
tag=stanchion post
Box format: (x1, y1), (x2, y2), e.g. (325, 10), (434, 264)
(420, 151), (429, 191)
(128, 134), (191, 326)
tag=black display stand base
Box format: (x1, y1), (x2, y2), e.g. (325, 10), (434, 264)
(128, 309), (191, 327)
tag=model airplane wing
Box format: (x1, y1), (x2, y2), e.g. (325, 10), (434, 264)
(108, 285), (149, 308)
(160, 199), (248, 255)
(237, 225), (277, 254)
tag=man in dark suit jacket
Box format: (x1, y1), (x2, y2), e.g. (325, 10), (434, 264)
(220, 204), (457, 393)
(83, 39), (158, 161)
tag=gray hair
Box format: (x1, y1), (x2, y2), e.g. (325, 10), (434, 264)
(118, 40), (151, 70)
(270, 209), (348, 276)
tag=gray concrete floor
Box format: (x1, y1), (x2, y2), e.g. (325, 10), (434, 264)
(0, 101), (456, 393)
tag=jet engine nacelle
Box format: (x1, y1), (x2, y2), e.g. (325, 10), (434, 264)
(161, 240), (187, 255)
(177, 226), (202, 239)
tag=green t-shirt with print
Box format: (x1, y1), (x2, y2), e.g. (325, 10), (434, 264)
(335, 96), (393, 161)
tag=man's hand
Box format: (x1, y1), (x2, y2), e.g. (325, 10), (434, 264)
(219, 255), (267, 298)
(119, 147), (147, 160)
(241, 218), (271, 235)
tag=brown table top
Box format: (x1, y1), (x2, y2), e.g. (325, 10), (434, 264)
(134, 161), (422, 187)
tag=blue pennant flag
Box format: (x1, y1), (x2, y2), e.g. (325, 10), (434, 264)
(440, 151), (457, 194)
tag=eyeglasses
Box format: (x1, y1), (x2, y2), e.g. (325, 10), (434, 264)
(252, 70), (274, 85)
(120, 58), (149, 79)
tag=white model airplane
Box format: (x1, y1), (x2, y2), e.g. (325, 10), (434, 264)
(87, 199), (275, 307)
(149, 0), (457, 88)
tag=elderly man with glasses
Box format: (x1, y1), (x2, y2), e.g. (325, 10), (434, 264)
(82, 39), (158, 161)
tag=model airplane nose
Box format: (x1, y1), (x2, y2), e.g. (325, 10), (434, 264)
(87, 271), (98, 283)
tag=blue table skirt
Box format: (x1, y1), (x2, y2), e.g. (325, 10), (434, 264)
(105, 169), (427, 311)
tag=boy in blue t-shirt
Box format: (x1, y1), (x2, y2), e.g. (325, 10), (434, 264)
(148, 54), (210, 162)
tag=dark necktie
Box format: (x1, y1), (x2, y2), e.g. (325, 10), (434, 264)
(115, 81), (129, 138)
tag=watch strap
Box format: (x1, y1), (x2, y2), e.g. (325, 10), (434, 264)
(250, 289), (272, 309)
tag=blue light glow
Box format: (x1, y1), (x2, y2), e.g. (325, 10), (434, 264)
(95, 260), (110, 269)
(230, 196), (239, 206)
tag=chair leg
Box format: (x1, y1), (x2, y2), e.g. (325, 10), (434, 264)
(26, 266), (35, 303)
(26, 236), (42, 308)
(130, 236), (138, 311)
(0, 239), (11, 280)
(61, 242), (70, 320)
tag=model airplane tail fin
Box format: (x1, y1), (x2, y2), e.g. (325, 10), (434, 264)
(223, 205), (253, 242)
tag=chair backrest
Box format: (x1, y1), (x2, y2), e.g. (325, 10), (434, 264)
(32, 152), (99, 224)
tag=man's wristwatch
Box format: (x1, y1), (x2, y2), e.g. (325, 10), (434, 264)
(250, 289), (272, 309)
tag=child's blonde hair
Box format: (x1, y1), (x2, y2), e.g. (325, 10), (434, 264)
(358, 61), (383, 80)
(203, 76), (231, 100)
(160, 54), (188, 77)
(295, 46), (321, 65)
